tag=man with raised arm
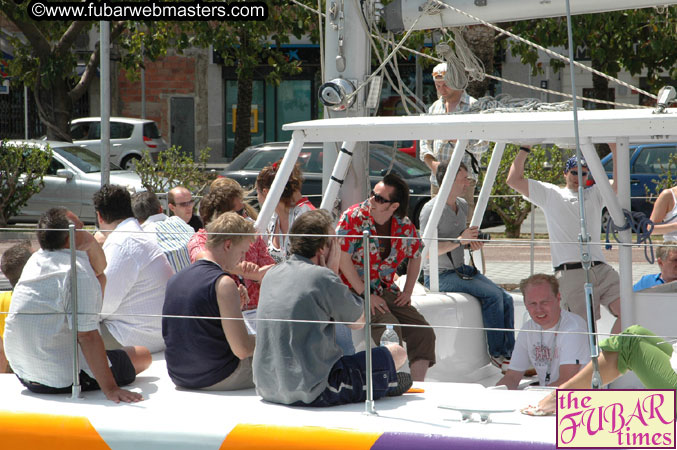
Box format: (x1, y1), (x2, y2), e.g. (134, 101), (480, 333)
(497, 274), (589, 389)
(337, 173), (436, 381)
(5, 208), (150, 403)
(254, 209), (411, 406)
(507, 145), (621, 334)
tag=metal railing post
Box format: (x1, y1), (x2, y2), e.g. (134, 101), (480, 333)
(362, 230), (376, 415)
(530, 206), (536, 275)
(69, 225), (81, 399)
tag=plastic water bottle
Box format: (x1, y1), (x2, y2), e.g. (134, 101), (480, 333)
(380, 325), (399, 346)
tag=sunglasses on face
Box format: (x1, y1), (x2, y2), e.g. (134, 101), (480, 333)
(370, 190), (393, 204)
(176, 199), (195, 207)
(570, 170), (589, 177)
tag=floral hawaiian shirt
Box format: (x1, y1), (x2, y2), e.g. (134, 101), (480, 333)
(337, 200), (422, 296)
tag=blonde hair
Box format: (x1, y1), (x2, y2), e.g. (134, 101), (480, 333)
(657, 243), (677, 261)
(205, 212), (255, 249)
(519, 273), (559, 298)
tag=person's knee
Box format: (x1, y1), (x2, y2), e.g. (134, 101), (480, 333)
(385, 343), (407, 370)
(124, 346), (152, 374)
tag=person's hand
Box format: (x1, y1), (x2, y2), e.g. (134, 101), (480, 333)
(325, 237), (341, 272)
(370, 294), (390, 315)
(238, 284), (249, 309)
(104, 388), (143, 403)
(394, 290), (411, 307)
(65, 210), (94, 251)
(459, 226), (482, 250)
(235, 261), (259, 276)
(536, 390), (557, 414)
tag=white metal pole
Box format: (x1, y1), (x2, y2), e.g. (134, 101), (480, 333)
(100, 21), (111, 186)
(24, 85), (29, 139)
(615, 137), (633, 329)
(320, 141), (357, 211)
(255, 131), (306, 232)
(469, 142), (506, 229)
(362, 230), (376, 415)
(420, 139), (469, 286)
(69, 225), (81, 399)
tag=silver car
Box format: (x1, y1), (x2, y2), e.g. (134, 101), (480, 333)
(70, 117), (168, 170)
(9, 140), (145, 224)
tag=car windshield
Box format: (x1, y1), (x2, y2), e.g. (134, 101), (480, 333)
(240, 144), (429, 179)
(52, 145), (122, 173)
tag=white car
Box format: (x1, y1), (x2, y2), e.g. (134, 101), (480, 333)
(70, 117), (168, 170)
(9, 140), (145, 224)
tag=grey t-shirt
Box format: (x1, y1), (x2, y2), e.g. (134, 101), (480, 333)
(253, 254), (363, 405)
(419, 197), (468, 275)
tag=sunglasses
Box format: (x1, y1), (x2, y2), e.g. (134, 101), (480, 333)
(570, 170), (589, 177)
(176, 199), (195, 207)
(370, 190), (393, 204)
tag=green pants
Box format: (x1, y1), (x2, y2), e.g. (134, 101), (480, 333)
(600, 325), (677, 389)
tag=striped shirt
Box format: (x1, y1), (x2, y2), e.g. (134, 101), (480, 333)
(143, 213), (194, 273)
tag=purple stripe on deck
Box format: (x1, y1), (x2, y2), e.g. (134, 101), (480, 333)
(371, 433), (555, 450)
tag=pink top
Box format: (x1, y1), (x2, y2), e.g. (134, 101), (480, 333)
(187, 230), (274, 309)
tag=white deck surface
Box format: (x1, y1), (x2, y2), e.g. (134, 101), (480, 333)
(0, 353), (557, 449)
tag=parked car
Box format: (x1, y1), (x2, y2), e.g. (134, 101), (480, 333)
(8, 140), (144, 224)
(70, 117), (168, 170)
(220, 141), (430, 226)
(599, 142), (677, 216)
(220, 141), (502, 229)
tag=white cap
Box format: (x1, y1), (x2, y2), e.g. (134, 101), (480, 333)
(432, 63), (447, 79)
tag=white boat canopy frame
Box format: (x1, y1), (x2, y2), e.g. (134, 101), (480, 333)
(254, 107), (677, 330)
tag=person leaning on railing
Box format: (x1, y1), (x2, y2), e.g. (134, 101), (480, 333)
(650, 184), (677, 242)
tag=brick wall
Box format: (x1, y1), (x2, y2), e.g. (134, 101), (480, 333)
(118, 54), (197, 141)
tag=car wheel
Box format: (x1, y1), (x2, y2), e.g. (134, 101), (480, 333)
(121, 155), (141, 170)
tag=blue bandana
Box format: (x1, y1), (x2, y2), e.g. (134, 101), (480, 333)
(564, 156), (587, 173)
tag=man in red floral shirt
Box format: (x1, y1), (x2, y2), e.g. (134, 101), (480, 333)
(337, 173), (436, 381)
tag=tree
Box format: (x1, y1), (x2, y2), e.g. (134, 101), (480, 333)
(508, 8), (677, 109)
(0, 4), (182, 141)
(479, 144), (567, 238)
(461, 25), (496, 99)
(133, 146), (213, 197)
(0, 141), (51, 227)
(189, 1), (316, 157)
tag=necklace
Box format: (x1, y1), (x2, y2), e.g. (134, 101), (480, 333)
(540, 315), (562, 384)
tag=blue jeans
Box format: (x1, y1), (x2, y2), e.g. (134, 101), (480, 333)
(336, 324), (355, 355)
(425, 265), (515, 358)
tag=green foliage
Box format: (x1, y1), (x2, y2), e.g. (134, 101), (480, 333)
(133, 146), (213, 196)
(0, 141), (52, 227)
(645, 153), (677, 204)
(509, 8), (677, 88)
(479, 144), (567, 237)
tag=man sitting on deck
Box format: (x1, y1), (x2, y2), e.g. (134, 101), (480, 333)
(163, 212), (256, 391)
(336, 173), (436, 382)
(4, 208), (150, 403)
(497, 274), (590, 389)
(254, 209), (412, 406)
(420, 161), (514, 370)
(94, 184), (174, 353)
(633, 243), (677, 291)
(0, 241), (34, 373)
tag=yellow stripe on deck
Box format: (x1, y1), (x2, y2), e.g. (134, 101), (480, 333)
(0, 411), (110, 449)
(222, 424), (381, 450)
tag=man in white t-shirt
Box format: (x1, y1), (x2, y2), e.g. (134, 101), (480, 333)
(507, 145), (621, 334)
(497, 274), (590, 389)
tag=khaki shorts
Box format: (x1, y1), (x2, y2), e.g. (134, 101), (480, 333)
(200, 358), (254, 391)
(556, 263), (620, 321)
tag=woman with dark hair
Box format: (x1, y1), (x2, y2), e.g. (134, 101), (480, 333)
(187, 179), (274, 310)
(256, 159), (315, 263)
